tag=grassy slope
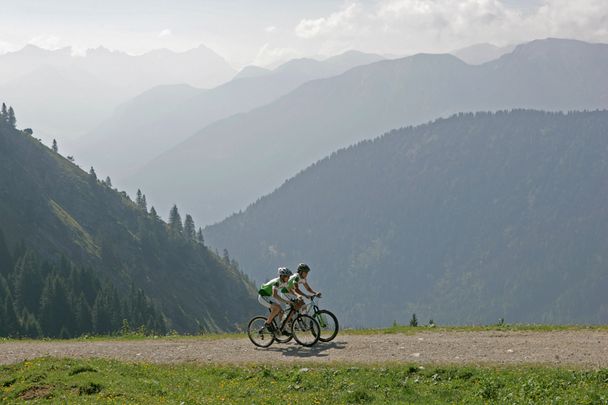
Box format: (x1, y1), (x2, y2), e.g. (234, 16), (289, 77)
(1, 358), (607, 404)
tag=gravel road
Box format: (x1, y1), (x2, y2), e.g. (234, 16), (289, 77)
(2, 330), (608, 367)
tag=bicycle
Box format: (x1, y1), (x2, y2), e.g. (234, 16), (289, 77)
(302, 296), (339, 342)
(247, 303), (320, 348)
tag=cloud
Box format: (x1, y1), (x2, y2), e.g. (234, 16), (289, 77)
(265, 26), (277, 33)
(293, 0), (608, 54)
(158, 28), (172, 38)
(252, 43), (302, 67)
(0, 40), (18, 55)
(295, 3), (363, 39)
(28, 34), (64, 50)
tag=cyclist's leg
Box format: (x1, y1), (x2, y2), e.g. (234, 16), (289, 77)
(260, 295), (283, 328)
(282, 292), (300, 323)
(267, 303), (282, 328)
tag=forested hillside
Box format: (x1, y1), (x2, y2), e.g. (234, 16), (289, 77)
(0, 238), (166, 338)
(207, 110), (608, 328)
(0, 105), (256, 336)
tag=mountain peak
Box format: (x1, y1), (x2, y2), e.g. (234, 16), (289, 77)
(233, 65), (271, 80)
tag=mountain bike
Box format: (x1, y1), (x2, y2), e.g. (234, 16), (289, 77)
(247, 303), (320, 348)
(303, 296), (339, 342)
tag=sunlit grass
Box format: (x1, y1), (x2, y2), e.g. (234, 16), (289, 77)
(1, 357), (607, 404)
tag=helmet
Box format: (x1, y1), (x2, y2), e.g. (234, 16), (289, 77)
(297, 263), (311, 273)
(278, 267), (292, 277)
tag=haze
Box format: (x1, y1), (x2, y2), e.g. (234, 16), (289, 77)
(2, 0), (607, 68)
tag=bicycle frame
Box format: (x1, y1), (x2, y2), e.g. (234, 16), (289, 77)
(271, 305), (298, 333)
(301, 296), (321, 317)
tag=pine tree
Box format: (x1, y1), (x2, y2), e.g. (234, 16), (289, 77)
(13, 250), (43, 314)
(184, 215), (196, 241)
(136, 189), (143, 206)
(105, 176), (112, 188)
(222, 248), (230, 264)
(39, 276), (75, 337)
(409, 313), (418, 327)
(196, 227), (205, 245)
(74, 293), (92, 333)
(7, 106), (16, 128)
(4, 296), (20, 337)
(20, 310), (41, 338)
(149, 206), (160, 221)
(0, 103), (7, 123)
(169, 205), (183, 234)
(89, 167), (97, 181)
(0, 227), (12, 276)
(52, 139), (58, 153)
(135, 190), (148, 211)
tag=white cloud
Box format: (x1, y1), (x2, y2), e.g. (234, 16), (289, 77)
(0, 40), (18, 55)
(158, 28), (172, 38)
(295, 3), (364, 39)
(252, 43), (302, 68)
(265, 26), (277, 33)
(28, 34), (65, 50)
(293, 0), (608, 54)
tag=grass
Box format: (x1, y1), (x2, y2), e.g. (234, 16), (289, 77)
(0, 357), (607, 404)
(343, 323), (608, 336)
(2, 323), (607, 344)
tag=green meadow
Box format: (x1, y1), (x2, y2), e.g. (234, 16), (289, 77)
(1, 357), (607, 404)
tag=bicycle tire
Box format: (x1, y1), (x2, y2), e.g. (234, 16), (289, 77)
(247, 316), (275, 348)
(315, 309), (339, 342)
(291, 314), (320, 347)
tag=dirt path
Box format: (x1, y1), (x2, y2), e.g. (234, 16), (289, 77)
(2, 330), (608, 367)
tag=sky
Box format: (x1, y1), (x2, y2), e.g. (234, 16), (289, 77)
(1, 0), (607, 68)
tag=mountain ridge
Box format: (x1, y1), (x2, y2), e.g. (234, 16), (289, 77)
(205, 109), (608, 327)
(129, 38), (608, 226)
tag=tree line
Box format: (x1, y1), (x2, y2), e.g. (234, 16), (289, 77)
(0, 228), (166, 338)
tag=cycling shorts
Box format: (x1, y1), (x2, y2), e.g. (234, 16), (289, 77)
(258, 294), (280, 309)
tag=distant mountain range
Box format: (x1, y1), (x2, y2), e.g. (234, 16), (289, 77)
(206, 110), (608, 327)
(452, 43), (515, 64)
(0, 113), (256, 334)
(0, 44), (235, 143)
(74, 50), (385, 179)
(127, 38), (608, 226)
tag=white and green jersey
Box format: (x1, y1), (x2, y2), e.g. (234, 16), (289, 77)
(282, 273), (305, 293)
(258, 277), (289, 297)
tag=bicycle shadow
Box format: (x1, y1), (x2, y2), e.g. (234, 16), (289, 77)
(262, 341), (347, 358)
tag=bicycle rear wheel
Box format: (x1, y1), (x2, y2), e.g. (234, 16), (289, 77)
(291, 314), (320, 347)
(314, 309), (339, 342)
(247, 316), (275, 348)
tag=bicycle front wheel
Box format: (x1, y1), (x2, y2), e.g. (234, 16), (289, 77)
(291, 314), (320, 347)
(315, 309), (339, 342)
(247, 316), (275, 348)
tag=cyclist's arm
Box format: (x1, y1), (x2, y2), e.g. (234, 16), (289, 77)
(303, 281), (319, 296)
(272, 287), (291, 306)
(292, 285), (307, 299)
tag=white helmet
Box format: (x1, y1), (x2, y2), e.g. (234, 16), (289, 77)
(278, 267), (292, 277)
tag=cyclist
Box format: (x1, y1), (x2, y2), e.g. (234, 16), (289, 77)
(282, 263), (321, 318)
(288, 263), (321, 301)
(258, 267), (293, 332)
